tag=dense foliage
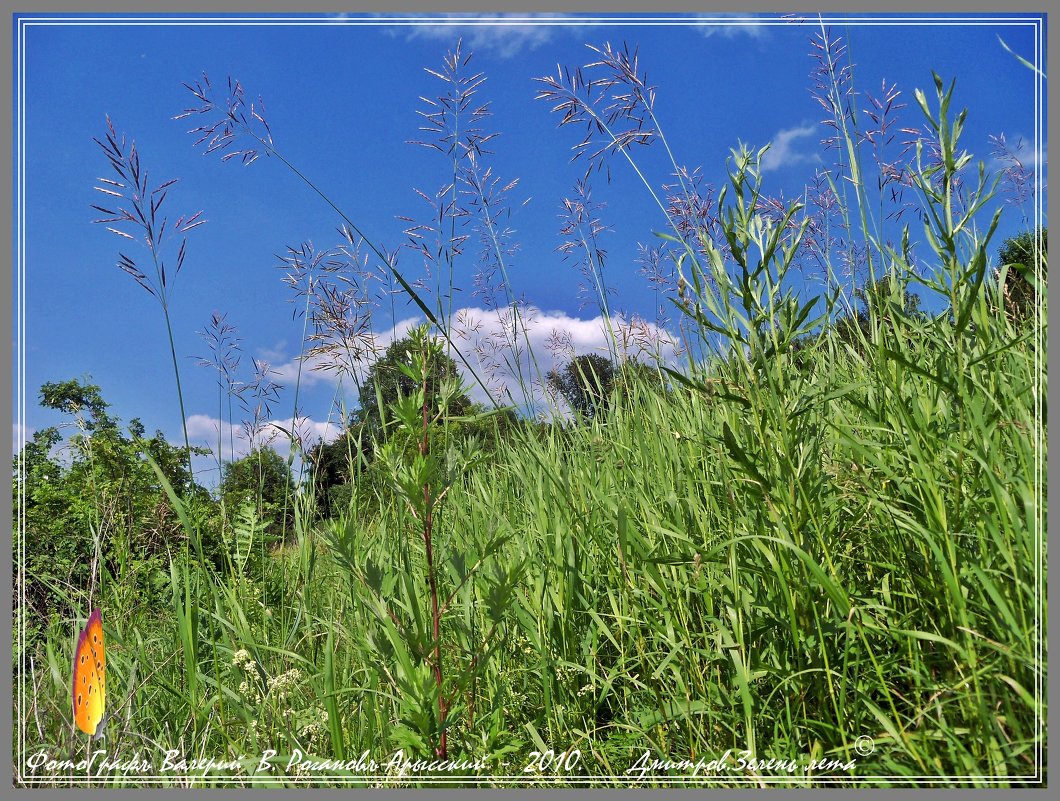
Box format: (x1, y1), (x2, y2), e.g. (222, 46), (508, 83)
(997, 226), (1048, 323)
(15, 380), (210, 634)
(547, 353), (617, 420)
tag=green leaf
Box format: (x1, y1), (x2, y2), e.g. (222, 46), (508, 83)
(997, 34), (1046, 78)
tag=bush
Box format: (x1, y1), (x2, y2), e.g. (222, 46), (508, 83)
(15, 379), (213, 630)
(219, 446), (294, 543)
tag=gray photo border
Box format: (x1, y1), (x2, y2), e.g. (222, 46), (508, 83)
(3, 1), (1053, 799)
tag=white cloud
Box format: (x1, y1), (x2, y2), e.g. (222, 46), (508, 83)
(185, 412), (343, 464)
(760, 123), (823, 173)
(263, 415), (345, 454)
(265, 314), (422, 390)
(988, 132), (1047, 176)
(694, 13), (769, 39)
(257, 306), (680, 413)
(451, 306), (680, 409)
(186, 414), (244, 462)
(401, 13), (569, 58)
(184, 411), (346, 489)
(174, 307), (680, 485)
(12, 423), (33, 454)
(256, 340), (290, 365)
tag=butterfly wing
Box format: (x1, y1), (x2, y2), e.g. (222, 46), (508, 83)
(72, 608), (105, 737)
(86, 609), (106, 710)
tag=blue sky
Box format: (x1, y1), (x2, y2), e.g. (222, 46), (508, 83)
(14, 12), (1045, 486)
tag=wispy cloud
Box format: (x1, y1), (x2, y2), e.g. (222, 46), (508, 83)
(693, 13), (769, 40)
(988, 132), (1047, 175)
(399, 13), (571, 58)
(760, 123), (823, 173)
(185, 410), (345, 488)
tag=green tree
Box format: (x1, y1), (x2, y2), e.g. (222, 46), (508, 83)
(547, 353), (617, 421)
(353, 334), (473, 438)
(996, 227), (1047, 323)
(219, 446), (294, 539)
(14, 379), (212, 628)
(305, 424), (372, 516)
(833, 276), (924, 347)
(306, 334), (477, 517)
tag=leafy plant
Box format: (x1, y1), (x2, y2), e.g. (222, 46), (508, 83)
(326, 325), (523, 760)
(16, 379), (210, 629)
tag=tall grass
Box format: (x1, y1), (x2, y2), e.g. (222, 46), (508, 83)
(91, 117), (206, 480)
(15, 29), (1044, 789)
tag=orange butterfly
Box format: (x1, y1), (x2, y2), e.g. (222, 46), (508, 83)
(72, 608), (106, 738)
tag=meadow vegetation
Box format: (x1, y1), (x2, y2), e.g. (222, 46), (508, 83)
(13, 28), (1046, 787)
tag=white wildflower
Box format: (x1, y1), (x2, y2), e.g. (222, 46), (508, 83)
(268, 668), (303, 703)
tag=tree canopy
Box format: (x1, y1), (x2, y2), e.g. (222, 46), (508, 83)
(996, 227), (1047, 323)
(547, 353), (617, 421)
(353, 334), (472, 436)
(219, 446), (294, 539)
(306, 331), (477, 514)
(16, 378), (211, 624)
